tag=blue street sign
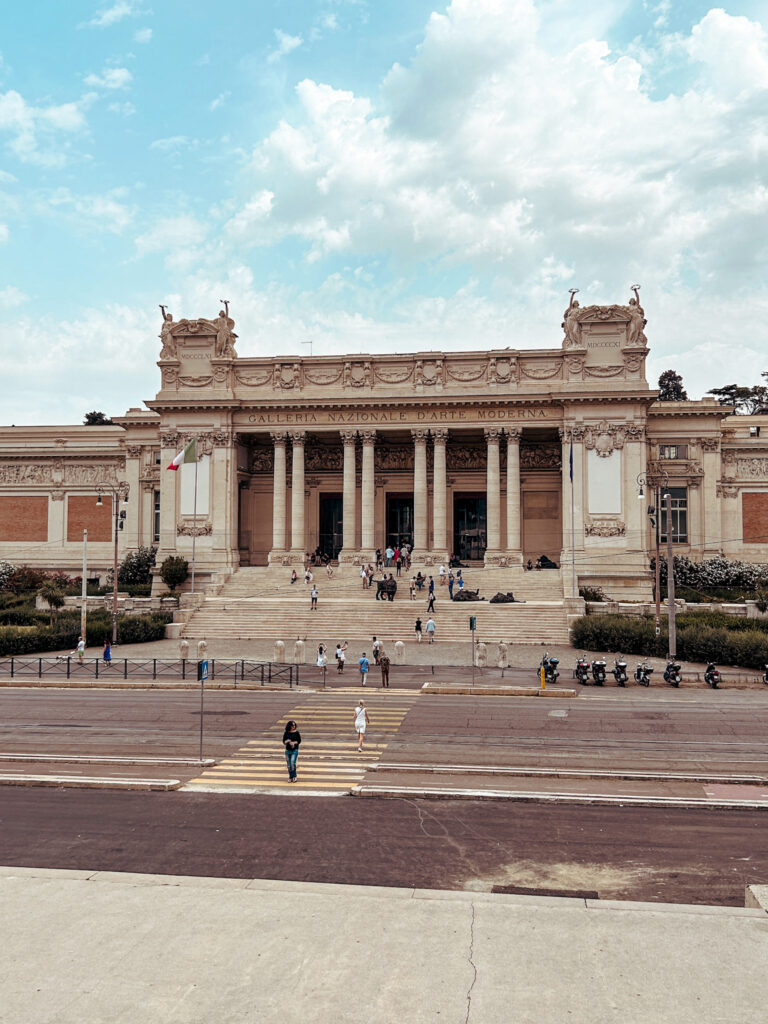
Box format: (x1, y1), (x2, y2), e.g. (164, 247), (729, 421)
(198, 659), (209, 683)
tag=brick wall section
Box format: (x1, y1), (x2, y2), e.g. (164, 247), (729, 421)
(67, 495), (112, 543)
(742, 492), (768, 544)
(0, 496), (49, 541)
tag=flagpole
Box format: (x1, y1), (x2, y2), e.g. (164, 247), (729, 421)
(569, 438), (576, 599)
(191, 448), (198, 595)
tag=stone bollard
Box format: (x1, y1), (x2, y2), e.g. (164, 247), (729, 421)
(497, 642), (508, 669)
(197, 640), (207, 659)
(274, 640), (285, 663)
(394, 640), (406, 665)
(179, 639), (190, 661)
(293, 639), (305, 664)
(475, 642), (487, 668)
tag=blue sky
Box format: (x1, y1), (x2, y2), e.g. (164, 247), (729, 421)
(1, 0), (767, 422)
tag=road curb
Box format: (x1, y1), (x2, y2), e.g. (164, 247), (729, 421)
(0, 774), (181, 791)
(421, 684), (578, 697)
(369, 763), (768, 784)
(0, 753), (216, 767)
(351, 784), (768, 810)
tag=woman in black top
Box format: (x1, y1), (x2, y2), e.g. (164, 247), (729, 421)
(283, 720), (301, 783)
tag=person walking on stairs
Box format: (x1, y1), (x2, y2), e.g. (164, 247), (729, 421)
(283, 719), (301, 782)
(425, 616), (436, 643)
(310, 584), (319, 610)
(354, 701), (370, 752)
(427, 591), (436, 614)
(335, 641), (348, 673)
(358, 652), (370, 685)
(379, 652), (391, 687)
(414, 617), (423, 643)
(372, 637), (382, 664)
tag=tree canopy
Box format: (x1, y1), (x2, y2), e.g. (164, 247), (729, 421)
(83, 411), (114, 425)
(706, 375), (768, 415)
(657, 370), (688, 402)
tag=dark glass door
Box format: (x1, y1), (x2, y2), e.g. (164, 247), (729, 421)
(453, 495), (487, 561)
(386, 495), (413, 550)
(319, 495), (343, 560)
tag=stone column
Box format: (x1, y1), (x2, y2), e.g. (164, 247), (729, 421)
(289, 431), (305, 562)
(432, 429), (448, 559)
(484, 427), (502, 562)
(210, 431), (239, 572)
(340, 430), (358, 563)
(412, 429), (428, 556)
(701, 439), (721, 556)
(560, 426), (585, 597)
(157, 431), (180, 560)
(123, 446), (142, 550)
(505, 427), (522, 564)
(268, 432), (287, 563)
(360, 430), (376, 559)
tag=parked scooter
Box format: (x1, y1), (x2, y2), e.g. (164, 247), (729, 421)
(634, 659), (653, 687)
(591, 657), (607, 686)
(612, 656), (628, 687)
(663, 659), (682, 688)
(704, 662), (721, 689)
(539, 652), (560, 685)
(574, 654), (591, 685)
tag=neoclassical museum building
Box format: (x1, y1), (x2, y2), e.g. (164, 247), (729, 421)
(1, 295), (766, 599)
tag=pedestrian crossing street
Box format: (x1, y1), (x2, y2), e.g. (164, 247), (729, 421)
(183, 690), (419, 794)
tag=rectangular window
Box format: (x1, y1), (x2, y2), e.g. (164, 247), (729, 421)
(153, 489), (160, 543)
(660, 487), (687, 543)
(659, 444), (687, 460)
(154, 450), (161, 466)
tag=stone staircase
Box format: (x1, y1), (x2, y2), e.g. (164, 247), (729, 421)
(181, 565), (569, 646)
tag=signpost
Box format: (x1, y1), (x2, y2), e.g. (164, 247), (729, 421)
(469, 616), (476, 686)
(198, 659), (209, 760)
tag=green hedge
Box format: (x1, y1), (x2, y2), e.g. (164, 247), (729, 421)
(0, 611), (174, 657)
(571, 614), (768, 670)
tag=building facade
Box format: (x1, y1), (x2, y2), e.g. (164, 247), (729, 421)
(1, 296), (766, 598)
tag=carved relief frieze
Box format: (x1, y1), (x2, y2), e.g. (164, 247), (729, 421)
(251, 448), (274, 472)
(488, 356), (517, 385)
(565, 357), (585, 376)
(585, 519), (626, 538)
(716, 484), (739, 498)
(723, 456), (768, 480)
(177, 522), (213, 537)
(235, 369), (272, 387)
(305, 447), (342, 472)
(160, 431), (180, 449)
(50, 490), (65, 501)
(0, 462), (123, 486)
(699, 437), (720, 452)
(520, 361), (561, 380)
(212, 364), (230, 385)
(446, 446), (484, 471)
(559, 426), (585, 443)
(624, 353), (644, 373)
(374, 364), (414, 385)
(411, 428), (430, 442)
(415, 359), (444, 387)
(376, 446), (414, 471)
(125, 446), (142, 458)
(305, 366), (344, 387)
(177, 375), (214, 388)
(446, 361), (487, 383)
(273, 363), (301, 390)
(520, 443), (561, 471)
(343, 361), (371, 388)
(584, 364), (624, 378)
(583, 421), (628, 457)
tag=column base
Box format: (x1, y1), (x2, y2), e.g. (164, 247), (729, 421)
(338, 549), (359, 566)
(284, 549), (307, 566)
(484, 549), (520, 568)
(268, 549), (291, 566)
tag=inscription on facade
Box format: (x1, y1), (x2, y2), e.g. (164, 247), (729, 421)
(245, 406), (556, 427)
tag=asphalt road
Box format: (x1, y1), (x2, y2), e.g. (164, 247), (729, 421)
(1, 687), (767, 776)
(0, 788), (765, 906)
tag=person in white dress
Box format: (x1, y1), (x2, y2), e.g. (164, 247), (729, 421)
(354, 701), (370, 752)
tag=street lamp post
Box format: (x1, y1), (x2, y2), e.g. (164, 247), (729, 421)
(96, 482), (130, 645)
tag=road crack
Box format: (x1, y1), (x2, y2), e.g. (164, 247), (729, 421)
(465, 901), (477, 1024)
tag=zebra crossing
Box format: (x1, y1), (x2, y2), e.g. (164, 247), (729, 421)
(183, 692), (418, 794)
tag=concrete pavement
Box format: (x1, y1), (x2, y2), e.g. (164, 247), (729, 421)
(2, 866), (767, 1024)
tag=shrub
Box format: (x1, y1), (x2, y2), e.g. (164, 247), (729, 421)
(652, 554), (768, 592)
(37, 583), (66, 626)
(579, 586), (607, 602)
(0, 611), (174, 657)
(160, 556), (188, 591)
(3, 566), (49, 594)
(108, 545), (157, 588)
(0, 561), (15, 590)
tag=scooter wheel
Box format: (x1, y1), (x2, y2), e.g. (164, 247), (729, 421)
(617, 681), (625, 687)
(641, 679), (649, 687)
(670, 680), (680, 688)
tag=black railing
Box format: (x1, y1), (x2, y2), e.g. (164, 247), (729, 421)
(0, 657), (298, 687)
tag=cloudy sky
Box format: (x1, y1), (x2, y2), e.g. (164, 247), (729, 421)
(1, 0), (767, 423)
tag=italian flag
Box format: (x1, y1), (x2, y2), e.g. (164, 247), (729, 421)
(167, 438), (197, 470)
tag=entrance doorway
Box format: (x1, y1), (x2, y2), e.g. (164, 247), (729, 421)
(453, 495), (487, 561)
(386, 495), (413, 551)
(318, 494), (343, 560)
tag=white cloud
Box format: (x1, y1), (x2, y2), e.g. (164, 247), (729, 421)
(0, 89), (89, 165)
(150, 135), (197, 152)
(135, 215), (208, 269)
(0, 223), (8, 243)
(108, 101), (136, 116)
(83, 2), (142, 29)
(209, 91), (230, 111)
(134, 27), (153, 43)
(0, 285), (28, 308)
(34, 187), (134, 233)
(84, 67), (133, 90)
(267, 29), (303, 63)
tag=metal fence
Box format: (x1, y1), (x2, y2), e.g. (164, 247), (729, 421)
(0, 657), (299, 687)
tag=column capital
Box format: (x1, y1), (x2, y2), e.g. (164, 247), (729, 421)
(432, 428), (449, 444)
(506, 427), (522, 442)
(411, 428), (429, 443)
(340, 429), (358, 445)
(359, 430), (377, 445)
(289, 431), (306, 447)
(270, 431), (287, 445)
(484, 426), (502, 442)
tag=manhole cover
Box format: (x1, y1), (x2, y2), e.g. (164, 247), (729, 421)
(491, 885), (599, 899)
(548, 710), (568, 718)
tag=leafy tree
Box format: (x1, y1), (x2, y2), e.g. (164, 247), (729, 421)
(160, 556), (189, 591)
(112, 545), (157, 587)
(83, 411), (114, 425)
(38, 583), (66, 626)
(707, 381), (768, 415)
(657, 369), (687, 402)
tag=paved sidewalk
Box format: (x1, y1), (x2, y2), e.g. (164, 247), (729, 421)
(2, 866), (767, 1024)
